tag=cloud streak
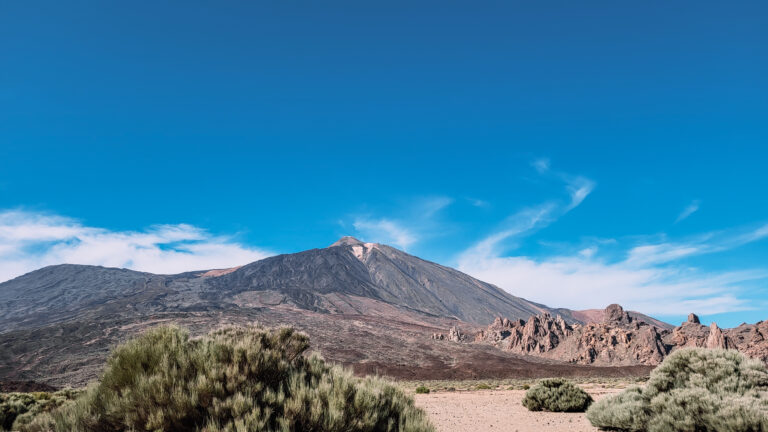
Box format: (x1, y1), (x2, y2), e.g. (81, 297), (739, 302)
(676, 200), (700, 223)
(463, 159), (595, 259)
(0, 210), (272, 282)
(459, 223), (768, 315)
(348, 196), (453, 249)
(457, 159), (768, 316)
(352, 218), (417, 250)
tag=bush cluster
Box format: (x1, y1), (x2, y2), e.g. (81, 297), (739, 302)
(0, 390), (80, 431)
(21, 325), (434, 432)
(586, 348), (768, 432)
(521, 378), (593, 412)
(414, 386), (430, 394)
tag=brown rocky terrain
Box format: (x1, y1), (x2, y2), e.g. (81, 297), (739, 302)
(439, 305), (768, 366)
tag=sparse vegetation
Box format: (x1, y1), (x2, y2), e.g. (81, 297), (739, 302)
(586, 348), (768, 432)
(475, 383), (493, 390)
(415, 386), (430, 394)
(396, 377), (637, 393)
(521, 379), (593, 412)
(0, 390), (80, 431)
(20, 325), (434, 432)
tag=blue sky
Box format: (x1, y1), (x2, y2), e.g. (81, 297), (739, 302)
(1, 1), (767, 327)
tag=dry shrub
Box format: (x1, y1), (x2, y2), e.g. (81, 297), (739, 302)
(521, 378), (593, 412)
(586, 348), (768, 432)
(0, 390), (80, 431)
(22, 325), (434, 432)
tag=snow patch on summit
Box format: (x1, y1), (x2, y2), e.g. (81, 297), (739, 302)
(350, 243), (377, 261)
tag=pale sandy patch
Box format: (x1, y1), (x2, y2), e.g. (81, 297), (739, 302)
(414, 386), (623, 432)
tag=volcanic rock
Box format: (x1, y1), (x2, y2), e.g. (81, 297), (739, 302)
(706, 322), (736, 350)
(473, 305), (668, 365)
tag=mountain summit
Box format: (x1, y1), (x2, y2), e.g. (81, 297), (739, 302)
(329, 236), (366, 247)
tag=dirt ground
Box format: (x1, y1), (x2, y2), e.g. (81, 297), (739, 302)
(414, 385), (624, 432)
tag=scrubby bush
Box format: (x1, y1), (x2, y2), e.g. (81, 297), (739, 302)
(521, 378), (593, 412)
(0, 390), (80, 431)
(414, 386), (430, 394)
(475, 383), (492, 390)
(22, 325), (434, 432)
(586, 348), (768, 432)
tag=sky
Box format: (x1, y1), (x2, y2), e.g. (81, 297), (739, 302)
(1, 1), (767, 327)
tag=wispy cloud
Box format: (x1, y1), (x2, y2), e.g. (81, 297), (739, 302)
(347, 196), (453, 249)
(420, 196), (454, 218)
(459, 222), (768, 315)
(565, 176), (595, 210)
(352, 218), (417, 250)
(624, 223), (768, 267)
(531, 158), (550, 174)
(465, 203), (558, 258)
(676, 200), (700, 223)
(456, 159), (768, 316)
(467, 198), (490, 208)
(463, 159), (595, 259)
(0, 210), (272, 283)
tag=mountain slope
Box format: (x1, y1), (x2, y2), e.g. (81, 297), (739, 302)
(0, 237), (575, 331)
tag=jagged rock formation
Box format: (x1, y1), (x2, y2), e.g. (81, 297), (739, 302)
(570, 308), (675, 330)
(706, 322), (736, 349)
(473, 304), (667, 365)
(729, 321), (768, 361)
(431, 326), (467, 342)
(461, 304), (763, 366)
(663, 316), (736, 350)
(474, 314), (572, 354)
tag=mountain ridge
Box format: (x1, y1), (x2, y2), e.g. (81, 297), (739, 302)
(0, 237), (590, 330)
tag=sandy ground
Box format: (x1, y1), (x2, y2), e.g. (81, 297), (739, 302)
(414, 386), (624, 432)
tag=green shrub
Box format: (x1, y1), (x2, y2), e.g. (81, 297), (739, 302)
(22, 325), (434, 432)
(0, 390), (80, 431)
(475, 383), (493, 390)
(586, 348), (768, 432)
(521, 379), (593, 412)
(522, 384), (530, 390)
(414, 386), (430, 394)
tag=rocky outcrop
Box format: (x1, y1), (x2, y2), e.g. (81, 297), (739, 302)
(473, 305), (668, 365)
(431, 326), (467, 342)
(475, 313), (572, 354)
(445, 304), (767, 367)
(548, 304), (668, 365)
(720, 320), (768, 361)
(665, 318), (710, 348)
(706, 322), (736, 349)
(663, 317), (736, 350)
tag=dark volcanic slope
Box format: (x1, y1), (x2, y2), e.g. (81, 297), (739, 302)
(0, 265), (157, 331)
(206, 237), (559, 324)
(0, 237), (573, 332)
